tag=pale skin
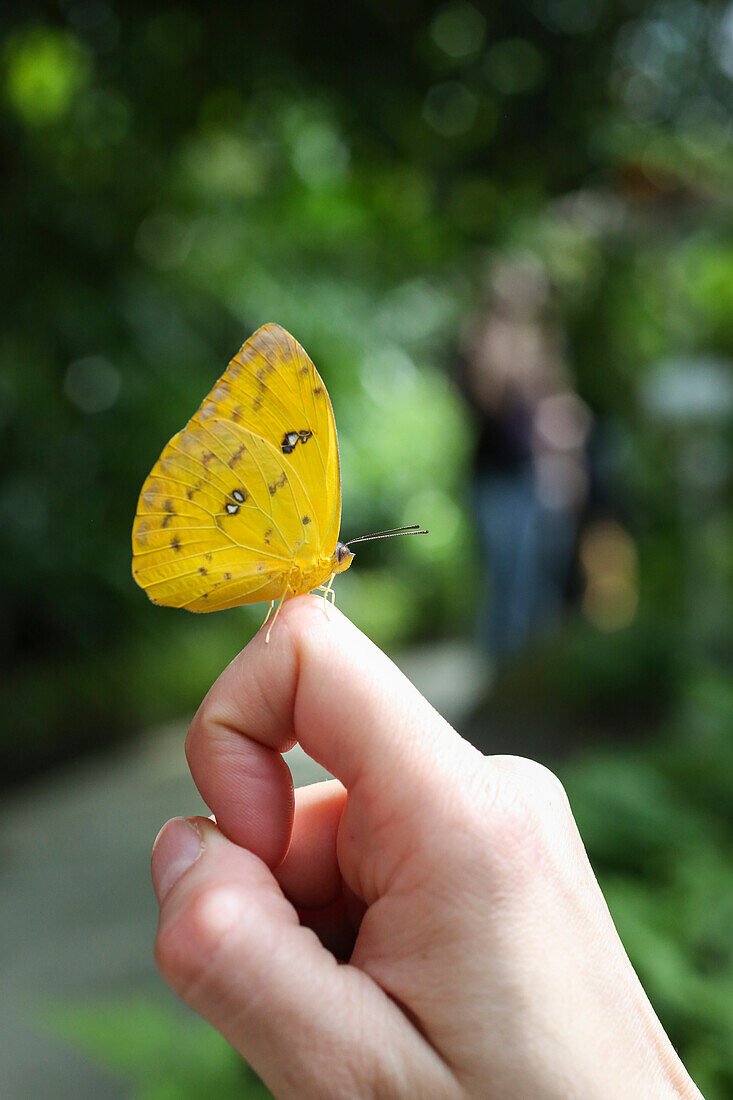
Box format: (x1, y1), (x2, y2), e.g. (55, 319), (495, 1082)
(152, 598), (703, 1100)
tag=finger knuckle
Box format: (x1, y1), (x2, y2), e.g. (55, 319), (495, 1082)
(184, 707), (204, 767)
(522, 758), (570, 809)
(491, 754), (571, 812)
(472, 758), (562, 854)
(484, 774), (538, 854)
(475, 757), (579, 882)
(155, 884), (241, 1004)
(439, 764), (532, 871)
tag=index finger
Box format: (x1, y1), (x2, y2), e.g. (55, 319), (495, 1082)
(185, 595), (475, 853)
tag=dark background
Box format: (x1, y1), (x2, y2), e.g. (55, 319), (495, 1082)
(2, 1), (732, 1096)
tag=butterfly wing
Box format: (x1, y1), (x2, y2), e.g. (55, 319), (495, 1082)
(131, 324), (341, 612)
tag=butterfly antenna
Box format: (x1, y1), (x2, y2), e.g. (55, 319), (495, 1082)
(345, 524), (428, 547)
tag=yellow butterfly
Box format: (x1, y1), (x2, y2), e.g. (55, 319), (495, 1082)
(131, 323), (425, 640)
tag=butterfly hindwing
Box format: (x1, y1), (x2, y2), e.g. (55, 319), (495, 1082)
(132, 432), (292, 612)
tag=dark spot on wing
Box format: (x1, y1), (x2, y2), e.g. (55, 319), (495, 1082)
(299, 365), (309, 375)
(205, 553), (213, 562)
(198, 566), (207, 575)
(201, 451), (215, 467)
(186, 486), (196, 500)
(268, 470), (288, 496)
(224, 572), (232, 581)
(161, 514), (172, 528)
(281, 431), (298, 454)
(313, 386), (324, 396)
(170, 536), (181, 552)
(228, 444), (246, 468)
(264, 528), (273, 544)
(302, 515), (311, 525)
(281, 429), (313, 454)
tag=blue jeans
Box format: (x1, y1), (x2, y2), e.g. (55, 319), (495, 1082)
(473, 471), (575, 658)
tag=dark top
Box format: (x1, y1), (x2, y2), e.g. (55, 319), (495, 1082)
(473, 400), (534, 477)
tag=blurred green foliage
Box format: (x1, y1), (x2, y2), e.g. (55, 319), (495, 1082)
(566, 669), (733, 1099)
(3, 0), (732, 1095)
(43, 999), (272, 1099)
(3, 0), (731, 775)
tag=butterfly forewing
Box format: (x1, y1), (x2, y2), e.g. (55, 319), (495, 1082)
(212, 324), (341, 555)
(132, 324), (341, 612)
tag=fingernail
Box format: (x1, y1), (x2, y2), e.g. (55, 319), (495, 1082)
(151, 817), (203, 905)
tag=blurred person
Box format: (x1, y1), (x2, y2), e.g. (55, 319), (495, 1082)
(151, 600), (702, 1099)
(457, 256), (591, 658)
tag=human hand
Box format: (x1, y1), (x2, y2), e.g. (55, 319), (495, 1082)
(151, 598), (702, 1099)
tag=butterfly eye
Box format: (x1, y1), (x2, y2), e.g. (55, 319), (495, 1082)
(336, 543), (353, 564)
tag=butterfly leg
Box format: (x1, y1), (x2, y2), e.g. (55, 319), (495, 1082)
(311, 576), (337, 618)
(312, 587), (329, 617)
(262, 599), (275, 627)
(321, 573), (336, 618)
(265, 594), (287, 644)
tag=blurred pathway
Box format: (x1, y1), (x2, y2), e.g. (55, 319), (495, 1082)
(1, 640), (487, 1099)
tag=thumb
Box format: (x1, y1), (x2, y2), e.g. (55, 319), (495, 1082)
(152, 816), (451, 1099)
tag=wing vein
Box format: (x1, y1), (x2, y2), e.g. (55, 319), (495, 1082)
(134, 541), (290, 565)
(206, 414), (322, 550)
(180, 574), (283, 611)
(194, 416), (297, 555)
